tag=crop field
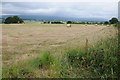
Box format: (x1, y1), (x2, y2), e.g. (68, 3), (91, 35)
(1, 24), (118, 78)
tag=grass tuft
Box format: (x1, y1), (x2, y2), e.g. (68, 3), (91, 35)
(30, 52), (55, 69)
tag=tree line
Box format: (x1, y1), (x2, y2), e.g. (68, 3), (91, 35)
(2, 16), (119, 24)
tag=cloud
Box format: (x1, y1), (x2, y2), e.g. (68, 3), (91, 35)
(27, 8), (57, 14)
(2, 2), (118, 20)
(2, 0), (119, 2)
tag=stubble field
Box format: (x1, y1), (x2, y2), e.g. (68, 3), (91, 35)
(1, 24), (118, 78)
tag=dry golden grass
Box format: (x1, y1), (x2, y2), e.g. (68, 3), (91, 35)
(1, 24), (117, 65)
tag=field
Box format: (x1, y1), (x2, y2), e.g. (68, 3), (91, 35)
(1, 24), (118, 78)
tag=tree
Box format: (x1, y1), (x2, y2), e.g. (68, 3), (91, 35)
(4, 16), (24, 24)
(104, 21), (109, 24)
(67, 21), (72, 24)
(100, 22), (103, 24)
(109, 18), (118, 24)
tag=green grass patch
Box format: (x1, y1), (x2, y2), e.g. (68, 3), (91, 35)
(114, 22), (120, 28)
(29, 52), (55, 69)
(2, 63), (34, 78)
(53, 42), (65, 45)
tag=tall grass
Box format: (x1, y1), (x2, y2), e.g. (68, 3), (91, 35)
(2, 52), (57, 78)
(30, 52), (55, 69)
(65, 37), (118, 78)
(114, 22), (120, 28)
(3, 36), (118, 78)
(2, 63), (34, 78)
(3, 28), (118, 78)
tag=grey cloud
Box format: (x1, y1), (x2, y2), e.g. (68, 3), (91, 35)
(2, 2), (118, 19)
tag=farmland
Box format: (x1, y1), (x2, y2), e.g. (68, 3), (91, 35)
(1, 24), (118, 78)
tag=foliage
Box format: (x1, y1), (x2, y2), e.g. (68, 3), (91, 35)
(4, 16), (24, 24)
(67, 21), (73, 24)
(104, 21), (109, 24)
(109, 18), (119, 24)
(51, 21), (63, 24)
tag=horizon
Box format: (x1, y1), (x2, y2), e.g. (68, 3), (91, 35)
(1, 15), (109, 22)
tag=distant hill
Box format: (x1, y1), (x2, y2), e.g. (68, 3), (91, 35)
(2, 15), (107, 22)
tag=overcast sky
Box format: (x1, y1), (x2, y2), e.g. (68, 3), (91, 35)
(1, 2), (118, 20)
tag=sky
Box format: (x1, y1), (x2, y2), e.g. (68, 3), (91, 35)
(1, 1), (119, 20)
(2, 0), (120, 2)
(118, 1), (120, 21)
